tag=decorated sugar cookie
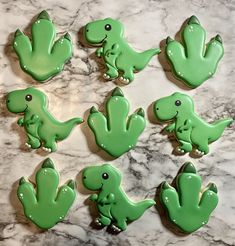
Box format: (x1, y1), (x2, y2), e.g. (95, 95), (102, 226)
(6, 87), (83, 152)
(88, 87), (146, 157)
(84, 18), (160, 84)
(160, 162), (218, 233)
(82, 164), (155, 232)
(17, 158), (76, 229)
(165, 15), (224, 88)
(153, 92), (232, 156)
(13, 10), (72, 82)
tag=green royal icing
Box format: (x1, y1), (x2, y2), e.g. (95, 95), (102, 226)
(160, 162), (218, 233)
(82, 164), (155, 232)
(17, 158), (76, 229)
(13, 10), (72, 82)
(154, 92), (233, 156)
(165, 15), (224, 88)
(6, 87), (83, 152)
(88, 87), (146, 157)
(85, 18), (160, 83)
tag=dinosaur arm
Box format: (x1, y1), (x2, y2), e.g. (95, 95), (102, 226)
(105, 43), (120, 58)
(177, 119), (192, 133)
(96, 47), (104, 58)
(17, 117), (24, 126)
(25, 114), (40, 126)
(90, 194), (98, 201)
(97, 192), (115, 205)
(164, 122), (176, 132)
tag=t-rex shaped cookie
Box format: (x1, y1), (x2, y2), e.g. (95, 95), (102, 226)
(82, 164), (155, 232)
(165, 15), (224, 88)
(84, 18), (160, 84)
(13, 10), (72, 82)
(18, 158), (76, 229)
(153, 92), (232, 156)
(160, 162), (218, 233)
(6, 87), (83, 152)
(88, 87), (146, 157)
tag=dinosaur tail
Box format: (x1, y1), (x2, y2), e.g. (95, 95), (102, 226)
(56, 117), (83, 140)
(209, 118), (233, 143)
(127, 199), (155, 222)
(134, 48), (161, 71)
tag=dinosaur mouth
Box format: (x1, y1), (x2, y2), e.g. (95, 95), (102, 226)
(100, 35), (107, 43)
(22, 105), (28, 113)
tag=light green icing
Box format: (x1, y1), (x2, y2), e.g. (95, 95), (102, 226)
(165, 15), (224, 88)
(154, 92), (233, 155)
(6, 87), (83, 152)
(82, 164), (155, 231)
(88, 87), (146, 157)
(17, 158), (76, 229)
(13, 10), (72, 82)
(85, 18), (160, 83)
(160, 162), (218, 233)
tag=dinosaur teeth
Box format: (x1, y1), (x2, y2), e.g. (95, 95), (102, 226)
(188, 15), (200, 25)
(64, 32), (71, 41)
(166, 36), (173, 44)
(67, 180), (75, 189)
(112, 87), (124, 97)
(42, 158), (55, 169)
(15, 29), (23, 37)
(90, 106), (98, 114)
(19, 177), (27, 185)
(215, 34), (223, 44)
(137, 108), (145, 117)
(37, 10), (50, 21)
(182, 162), (196, 174)
(207, 183), (218, 194)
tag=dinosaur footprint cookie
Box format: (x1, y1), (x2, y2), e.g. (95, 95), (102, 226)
(160, 162), (218, 233)
(88, 87), (146, 157)
(153, 92), (232, 156)
(6, 87), (83, 152)
(13, 10), (72, 82)
(82, 164), (155, 232)
(165, 15), (224, 88)
(84, 18), (160, 84)
(17, 158), (76, 229)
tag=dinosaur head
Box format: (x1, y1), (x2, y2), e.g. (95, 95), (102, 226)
(6, 87), (47, 114)
(85, 18), (124, 44)
(154, 92), (194, 121)
(82, 164), (121, 191)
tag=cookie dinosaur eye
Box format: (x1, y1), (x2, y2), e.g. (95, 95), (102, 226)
(104, 24), (112, 31)
(25, 94), (32, 101)
(102, 173), (109, 179)
(175, 100), (181, 106)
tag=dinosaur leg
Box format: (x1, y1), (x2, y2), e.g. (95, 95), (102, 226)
(103, 64), (118, 80)
(96, 213), (111, 226)
(195, 140), (209, 155)
(120, 67), (134, 83)
(176, 140), (193, 154)
(26, 133), (41, 149)
(112, 216), (127, 231)
(41, 136), (57, 152)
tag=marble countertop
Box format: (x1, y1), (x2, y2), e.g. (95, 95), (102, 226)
(0, 0), (235, 245)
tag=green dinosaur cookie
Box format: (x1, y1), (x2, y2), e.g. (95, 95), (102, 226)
(84, 18), (160, 84)
(165, 15), (224, 88)
(6, 87), (83, 152)
(153, 92), (232, 156)
(13, 10), (72, 82)
(82, 163), (155, 232)
(160, 162), (218, 233)
(17, 158), (76, 229)
(88, 87), (146, 157)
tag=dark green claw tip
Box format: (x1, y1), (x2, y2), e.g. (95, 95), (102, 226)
(90, 106), (98, 114)
(137, 108), (145, 117)
(188, 15), (200, 25)
(215, 34), (222, 44)
(162, 181), (171, 190)
(64, 32), (71, 41)
(208, 183), (218, 193)
(19, 177), (26, 185)
(182, 162), (196, 174)
(15, 29), (23, 37)
(38, 10), (50, 20)
(67, 180), (75, 190)
(42, 158), (54, 169)
(166, 36), (173, 44)
(112, 87), (124, 97)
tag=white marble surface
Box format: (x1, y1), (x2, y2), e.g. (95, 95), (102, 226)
(0, 0), (235, 245)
